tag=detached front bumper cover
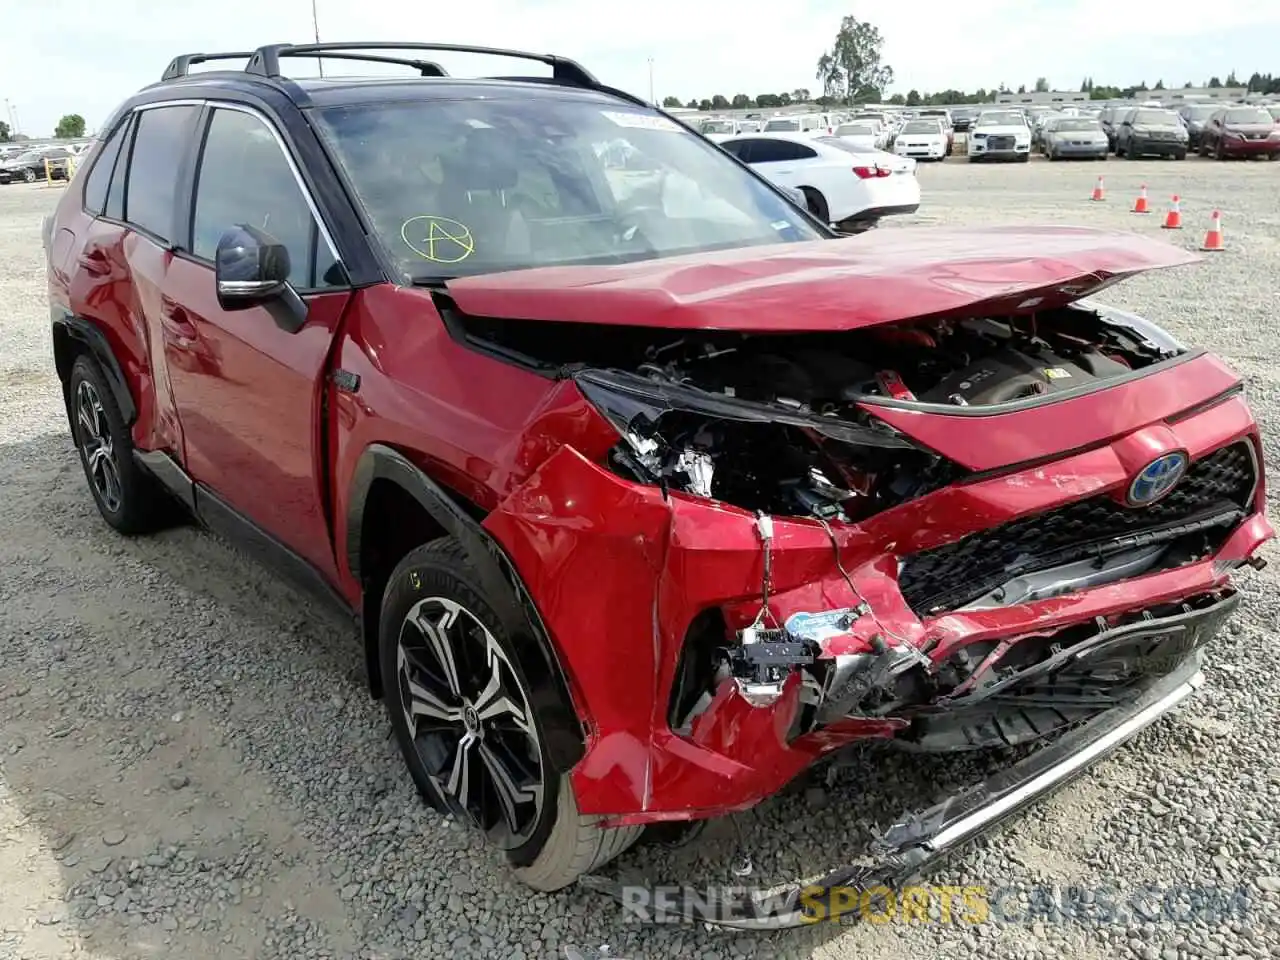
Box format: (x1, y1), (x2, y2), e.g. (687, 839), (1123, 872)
(581, 655), (1206, 929)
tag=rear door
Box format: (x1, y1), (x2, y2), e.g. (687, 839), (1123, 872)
(161, 103), (353, 577)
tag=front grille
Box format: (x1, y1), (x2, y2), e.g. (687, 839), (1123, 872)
(988, 135), (1015, 150)
(897, 442), (1256, 616)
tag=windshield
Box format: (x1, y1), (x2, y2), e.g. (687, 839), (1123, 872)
(901, 120), (941, 134)
(1184, 105), (1217, 120)
(700, 121), (734, 134)
(1225, 108), (1273, 124)
(976, 111), (1025, 126)
(835, 123), (875, 136)
(1268, 106), (1280, 121)
(763, 118), (800, 131)
(1054, 119), (1103, 133)
(313, 98), (823, 280)
(1133, 110), (1176, 125)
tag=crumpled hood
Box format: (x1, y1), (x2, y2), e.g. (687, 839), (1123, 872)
(444, 226), (1200, 332)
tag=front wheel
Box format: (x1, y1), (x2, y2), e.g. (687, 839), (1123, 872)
(23, 168), (37, 183)
(380, 538), (642, 891)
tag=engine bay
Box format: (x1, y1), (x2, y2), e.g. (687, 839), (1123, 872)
(448, 300), (1179, 522)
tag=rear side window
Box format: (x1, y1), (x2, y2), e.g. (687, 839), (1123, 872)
(748, 140), (816, 162)
(82, 122), (129, 216)
(125, 105), (200, 243)
(191, 107), (341, 289)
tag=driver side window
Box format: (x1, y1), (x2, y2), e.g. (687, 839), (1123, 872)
(190, 107), (341, 290)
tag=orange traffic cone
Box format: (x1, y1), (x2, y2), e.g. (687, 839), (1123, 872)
(1132, 184), (1150, 214)
(1091, 175), (1105, 201)
(1162, 195), (1183, 229)
(1201, 210), (1225, 251)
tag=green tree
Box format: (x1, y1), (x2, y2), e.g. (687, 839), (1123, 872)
(54, 114), (86, 139)
(1153, 79), (1165, 89)
(905, 89), (921, 106)
(697, 99), (712, 111)
(886, 92), (905, 106)
(756, 93), (781, 108)
(1224, 70), (1238, 86)
(815, 16), (893, 104)
(731, 93), (751, 108)
(779, 92), (792, 106)
(1207, 76), (1222, 88)
(0, 120), (11, 142)
(686, 99), (698, 109)
(790, 88), (809, 103)
(662, 96), (681, 108)
(1034, 76), (1049, 92)
(710, 94), (729, 109)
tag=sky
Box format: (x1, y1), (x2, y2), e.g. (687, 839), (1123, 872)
(3, 0), (1278, 137)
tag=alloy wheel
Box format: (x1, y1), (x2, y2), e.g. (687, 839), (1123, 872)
(23, 168), (36, 183)
(75, 379), (122, 513)
(396, 596), (544, 849)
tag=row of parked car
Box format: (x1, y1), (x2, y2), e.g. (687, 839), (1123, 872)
(0, 141), (91, 184)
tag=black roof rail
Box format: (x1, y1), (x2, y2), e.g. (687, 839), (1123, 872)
(163, 48), (447, 81)
(162, 51), (256, 81)
(244, 42), (600, 88)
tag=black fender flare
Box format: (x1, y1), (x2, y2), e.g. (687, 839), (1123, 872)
(51, 311), (138, 425)
(345, 443), (586, 773)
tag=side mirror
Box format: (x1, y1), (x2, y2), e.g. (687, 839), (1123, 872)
(214, 224), (308, 332)
(215, 224), (290, 306)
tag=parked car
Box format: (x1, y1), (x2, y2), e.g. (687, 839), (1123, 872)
(831, 121), (882, 152)
(1115, 108), (1189, 159)
(1176, 103), (1219, 150)
(916, 108), (952, 129)
(762, 113), (833, 134)
(45, 40), (1273, 917)
(1041, 116), (1109, 160)
(1198, 106), (1280, 160)
(1098, 105), (1126, 152)
(950, 107), (979, 132)
(892, 118), (949, 161)
(0, 146), (73, 184)
(967, 109), (1031, 161)
(719, 132), (920, 230)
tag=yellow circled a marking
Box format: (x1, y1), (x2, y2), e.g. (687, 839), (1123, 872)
(401, 215), (476, 263)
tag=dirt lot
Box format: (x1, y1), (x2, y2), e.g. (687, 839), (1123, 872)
(2, 155), (1280, 960)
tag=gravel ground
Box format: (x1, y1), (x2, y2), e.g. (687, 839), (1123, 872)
(2, 155), (1279, 960)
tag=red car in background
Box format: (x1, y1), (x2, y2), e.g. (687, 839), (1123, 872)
(44, 41), (1272, 926)
(1198, 105), (1280, 159)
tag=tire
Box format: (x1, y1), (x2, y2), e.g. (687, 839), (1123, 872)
(1174, 150), (1187, 161)
(1215, 140), (1226, 161)
(379, 538), (642, 892)
(1019, 152), (1030, 162)
(68, 354), (176, 535)
(800, 187), (829, 224)
(23, 168), (37, 183)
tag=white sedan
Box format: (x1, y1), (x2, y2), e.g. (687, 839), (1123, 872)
(893, 118), (950, 161)
(968, 109), (1033, 162)
(718, 132), (920, 232)
(832, 121), (883, 151)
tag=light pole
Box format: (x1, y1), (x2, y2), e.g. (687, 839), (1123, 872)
(648, 57), (654, 105)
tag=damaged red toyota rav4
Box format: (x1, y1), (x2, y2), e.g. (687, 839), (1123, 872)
(46, 43), (1271, 924)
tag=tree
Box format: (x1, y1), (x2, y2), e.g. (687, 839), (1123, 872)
(790, 88), (809, 103)
(54, 114), (86, 139)
(1225, 70), (1238, 87)
(1184, 81), (1193, 89)
(756, 93), (781, 108)
(1034, 77), (1049, 92)
(0, 120), (10, 143)
(697, 99), (712, 111)
(905, 89), (921, 106)
(779, 91), (792, 106)
(1207, 76), (1222, 88)
(815, 16), (892, 104)
(887, 92), (905, 106)
(685, 99), (698, 109)
(1080, 77), (1093, 92)
(710, 94), (729, 109)
(1017, 84), (1026, 94)
(662, 96), (681, 108)
(731, 93), (751, 108)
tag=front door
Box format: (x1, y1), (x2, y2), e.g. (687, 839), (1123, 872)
(161, 104), (352, 578)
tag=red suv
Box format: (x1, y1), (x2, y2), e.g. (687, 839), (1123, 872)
(45, 42), (1272, 924)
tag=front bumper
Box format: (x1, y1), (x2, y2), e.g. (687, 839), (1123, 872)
(968, 140), (1030, 159)
(1219, 137), (1280, 156)
(1051, 142), (1109, 157)
(482, 363), (1270, 825)
(1128, 138), (1188, 157)
(584, 655), (1208, 928)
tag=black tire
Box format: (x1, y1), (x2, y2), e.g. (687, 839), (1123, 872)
(1174, 150), (1187, 161)
(1215, 140), (1226, 161)
(1019, 152), (1030, 162)
(23, 168), (37, 183)
(380, 538), (642, 891)
(800, 187), (829, 224)
(68, 354), (175, 535)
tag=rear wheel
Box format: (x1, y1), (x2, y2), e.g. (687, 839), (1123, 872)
(800, 187), (829, 224)
(1215, 140), (1226, 161)
(380, 538), (642, 891)
(23, 168), (37, 183)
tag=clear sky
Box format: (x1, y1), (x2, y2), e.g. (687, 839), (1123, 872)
(2, 0), (1277, 137)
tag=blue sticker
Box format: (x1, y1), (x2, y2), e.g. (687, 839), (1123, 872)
(784, 608), (858, 643)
